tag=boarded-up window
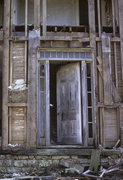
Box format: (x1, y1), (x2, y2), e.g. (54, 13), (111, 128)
(9, 107), (26, 144)
(10, 42), (27, 84)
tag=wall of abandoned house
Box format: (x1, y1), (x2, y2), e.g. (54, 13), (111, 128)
(1, 0), (123, 153)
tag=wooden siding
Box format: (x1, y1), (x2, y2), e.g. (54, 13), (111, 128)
(10, 42), (27, 84)
(9, 107), (26, 144)
(103, 108), (119, 148)
(111, 42), (122, 99)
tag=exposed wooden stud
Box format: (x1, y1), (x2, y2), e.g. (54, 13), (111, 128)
(8, 108), (12, 144)
(97, 55), (121, 103)
(114, 42), (118, 88)
(112, 0), (116, 36)
(25, 0), (28, 36)
(10, 0), (14, 36)
(42, 0), (47, 36)
(97, 0), (101, 37)
(10, 41), (13, 85)
(117, 107), (120, 142)
(99, 107), (104, 146)
(27, 29), (40, 148)
(88, 0), (96, 49)
(97, 45), (103, 103)
(34, 0), (41, 30)
(24, 41), (27, 83)
(102, 33), (113, 105)
(2, 0), (11, 149)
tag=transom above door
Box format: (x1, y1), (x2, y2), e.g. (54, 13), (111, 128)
(37, 48), (95, 147)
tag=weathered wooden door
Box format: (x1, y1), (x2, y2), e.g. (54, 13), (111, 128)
(57, 62), (82, 144)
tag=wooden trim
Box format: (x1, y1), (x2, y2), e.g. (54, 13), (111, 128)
(9, 37), (28, 41)
(96, 37), (121, 42)
(8, 103), (27, 107)
(40, 36), (90, 41)
(45, 61), (50, 146)
(81, 61), (88, 146)
(2, 0), (11, 149)
(38, 58), (93, 62)
(91, 60), (96, 145)
(38, 48), (92, 53)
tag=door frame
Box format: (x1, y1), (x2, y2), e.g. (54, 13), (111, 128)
(37, 48), (96, 147)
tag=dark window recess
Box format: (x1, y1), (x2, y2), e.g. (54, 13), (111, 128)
(0, 0), (4, 28)
(88, 122), (93, 138)
(79, 0), (88, 26)
(95, 0), (99, 33)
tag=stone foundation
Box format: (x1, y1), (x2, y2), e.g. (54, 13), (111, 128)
(0, 149), (120, 177)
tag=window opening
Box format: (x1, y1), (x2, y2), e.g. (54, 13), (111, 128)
(46, 0), (89, 33)
(0, 0), (4, 28)
(79, 0), (88, 26)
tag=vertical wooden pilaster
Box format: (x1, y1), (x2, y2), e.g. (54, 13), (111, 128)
(34, 0), (41, 30)
(2, 0), (11, 149)
(42, 0), (47, 36)
(88, 0), (97, 146)
(27, 30), (40, 148)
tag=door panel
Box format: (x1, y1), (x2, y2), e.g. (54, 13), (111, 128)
(57, 62), (82, 144)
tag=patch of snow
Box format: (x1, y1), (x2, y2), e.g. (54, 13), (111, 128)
(8, 144), (21, 147)
(8, 79), (27, 91)
(12, 173), (25, 177)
